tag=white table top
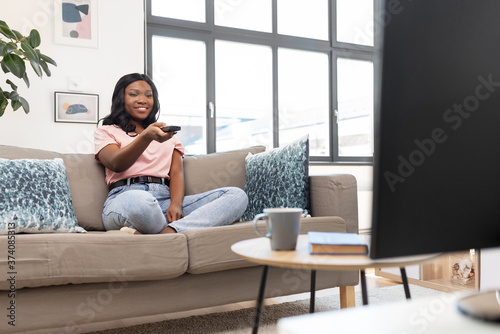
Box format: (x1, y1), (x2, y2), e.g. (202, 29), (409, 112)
(231, 235), (439, 271)
(277, 293), (500, 334)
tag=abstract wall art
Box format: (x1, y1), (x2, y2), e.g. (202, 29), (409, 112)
(54, 92), (99, 123)
(54, 0), (98, 48)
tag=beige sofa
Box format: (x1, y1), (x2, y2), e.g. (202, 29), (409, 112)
(0, 144), (359, 334)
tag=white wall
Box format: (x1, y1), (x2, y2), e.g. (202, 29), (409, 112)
(0, 0), (145, 154)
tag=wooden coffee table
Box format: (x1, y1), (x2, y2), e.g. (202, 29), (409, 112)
(231, 235), (439, 334)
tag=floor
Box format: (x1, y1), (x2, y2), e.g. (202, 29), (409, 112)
(157, 268), (401, 321)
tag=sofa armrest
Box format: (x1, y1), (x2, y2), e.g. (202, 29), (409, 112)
(309, 174), (359, 234)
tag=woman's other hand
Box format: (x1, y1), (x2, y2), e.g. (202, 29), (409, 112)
(166, 204), (184, 223)
(166, 149), (185, 223)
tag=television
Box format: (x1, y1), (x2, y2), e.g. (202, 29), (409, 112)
(370, 0), (500, 321)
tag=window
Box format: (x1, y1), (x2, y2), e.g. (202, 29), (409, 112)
(277, 0), (329, 40)
(337, 58), (374, 157)
(152, 36), (207, 152)
(146, 0), (375, 163)
(278, 48), (330, 156)
(215, 41), (273, 151)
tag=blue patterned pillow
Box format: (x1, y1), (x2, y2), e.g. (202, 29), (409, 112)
(242, 135), (310, 221)
(0, 158), (86, 234)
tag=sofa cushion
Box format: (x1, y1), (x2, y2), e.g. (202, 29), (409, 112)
(60, 153), (109, 231)
(0, 145), (109, 231)
(183, 146), (266, 195)
(0, 231), (188, 290)
(242, 135), (310, 221)
(184, 216), (346, 274)
(0, 158), (85, 234)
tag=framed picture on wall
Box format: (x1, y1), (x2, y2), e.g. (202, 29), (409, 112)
(54, 92), (99, 124)
(54, 0), (98, 48)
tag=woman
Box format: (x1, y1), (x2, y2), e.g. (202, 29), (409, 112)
(94, 73), (248, 234)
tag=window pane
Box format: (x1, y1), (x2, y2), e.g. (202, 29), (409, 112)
(337, 0), (374, 46)
(215, 0), (272, 32)
(151, 0), (205, 23)
(277, 0), (328, 40)
(337, 58), (373, 157)
(152, 36), (207, 154)
(215, 41), (273, 151)
(278, 48), (329, 156)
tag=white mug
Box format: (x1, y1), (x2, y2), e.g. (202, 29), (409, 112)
(252, 208), (302, 250)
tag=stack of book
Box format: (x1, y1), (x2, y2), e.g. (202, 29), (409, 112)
(308, 231), (368, 255)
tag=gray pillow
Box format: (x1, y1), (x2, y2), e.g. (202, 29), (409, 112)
(0, 158), (86, 234)
(242, 135), (310, 221)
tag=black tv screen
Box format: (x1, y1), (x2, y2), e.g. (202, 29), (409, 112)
(371, 0), (500, 259)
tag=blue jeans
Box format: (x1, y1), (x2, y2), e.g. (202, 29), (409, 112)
(102, 183), (248, 233)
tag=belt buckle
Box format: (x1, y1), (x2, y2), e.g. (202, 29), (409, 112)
(147, 176), (153, 183)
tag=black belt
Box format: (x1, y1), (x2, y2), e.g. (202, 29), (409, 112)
(109, 176), (170, 191)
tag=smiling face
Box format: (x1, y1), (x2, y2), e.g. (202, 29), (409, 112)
(124, 80), (154, 124)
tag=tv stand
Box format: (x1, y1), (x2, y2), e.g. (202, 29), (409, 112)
(456, 291), (500, 322)
(376, 250), (479, 293)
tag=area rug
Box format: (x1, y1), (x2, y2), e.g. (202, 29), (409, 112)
(88, 285), (447, 334)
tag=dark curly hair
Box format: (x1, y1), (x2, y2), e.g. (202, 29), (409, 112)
(101, 73), (161, 134)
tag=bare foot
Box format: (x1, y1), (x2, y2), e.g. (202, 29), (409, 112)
(120, 227), (142, 235)
(159, 226), (177, 234)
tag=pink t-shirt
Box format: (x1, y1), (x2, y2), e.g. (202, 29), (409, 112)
(94, 125), (185, 186)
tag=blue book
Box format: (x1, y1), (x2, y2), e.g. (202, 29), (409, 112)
(308, 232), (368, 255)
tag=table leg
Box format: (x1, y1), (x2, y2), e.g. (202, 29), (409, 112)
(253, 265), (269, 334)
(400, 267), (411, 299)
(360, 269), (368, 305)
(310, 270), (316, 313)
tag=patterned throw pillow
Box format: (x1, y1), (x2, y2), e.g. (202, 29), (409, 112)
(241, 135), (310, 221)
(0, 158), (86, 234)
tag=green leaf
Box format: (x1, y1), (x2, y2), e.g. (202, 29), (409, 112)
(0, 22), (16, 40)
(19, 96), (29, 114)
(1, 58), (9, 74)
(21, 41), (40, 63)
(11, 99), (21, 111)
(0, 97), (8, 117)
(22, 72), (30, 88)
(6, 79), (17, 91)
(28, 29), (41, 48)
(12, 30), (24, 41)
(0, 42), (17, 57)
(7, 90), (19, 101)
(1, 54), (26, 78)
(39, 52), (57, 66)
(21, 41), (43, 77)
(30, 61), (43, 77)
(39, 59), (51, 76)
(0, 20), (9, 30)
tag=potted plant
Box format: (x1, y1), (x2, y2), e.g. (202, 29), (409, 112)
(0, 20), (57, 117)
